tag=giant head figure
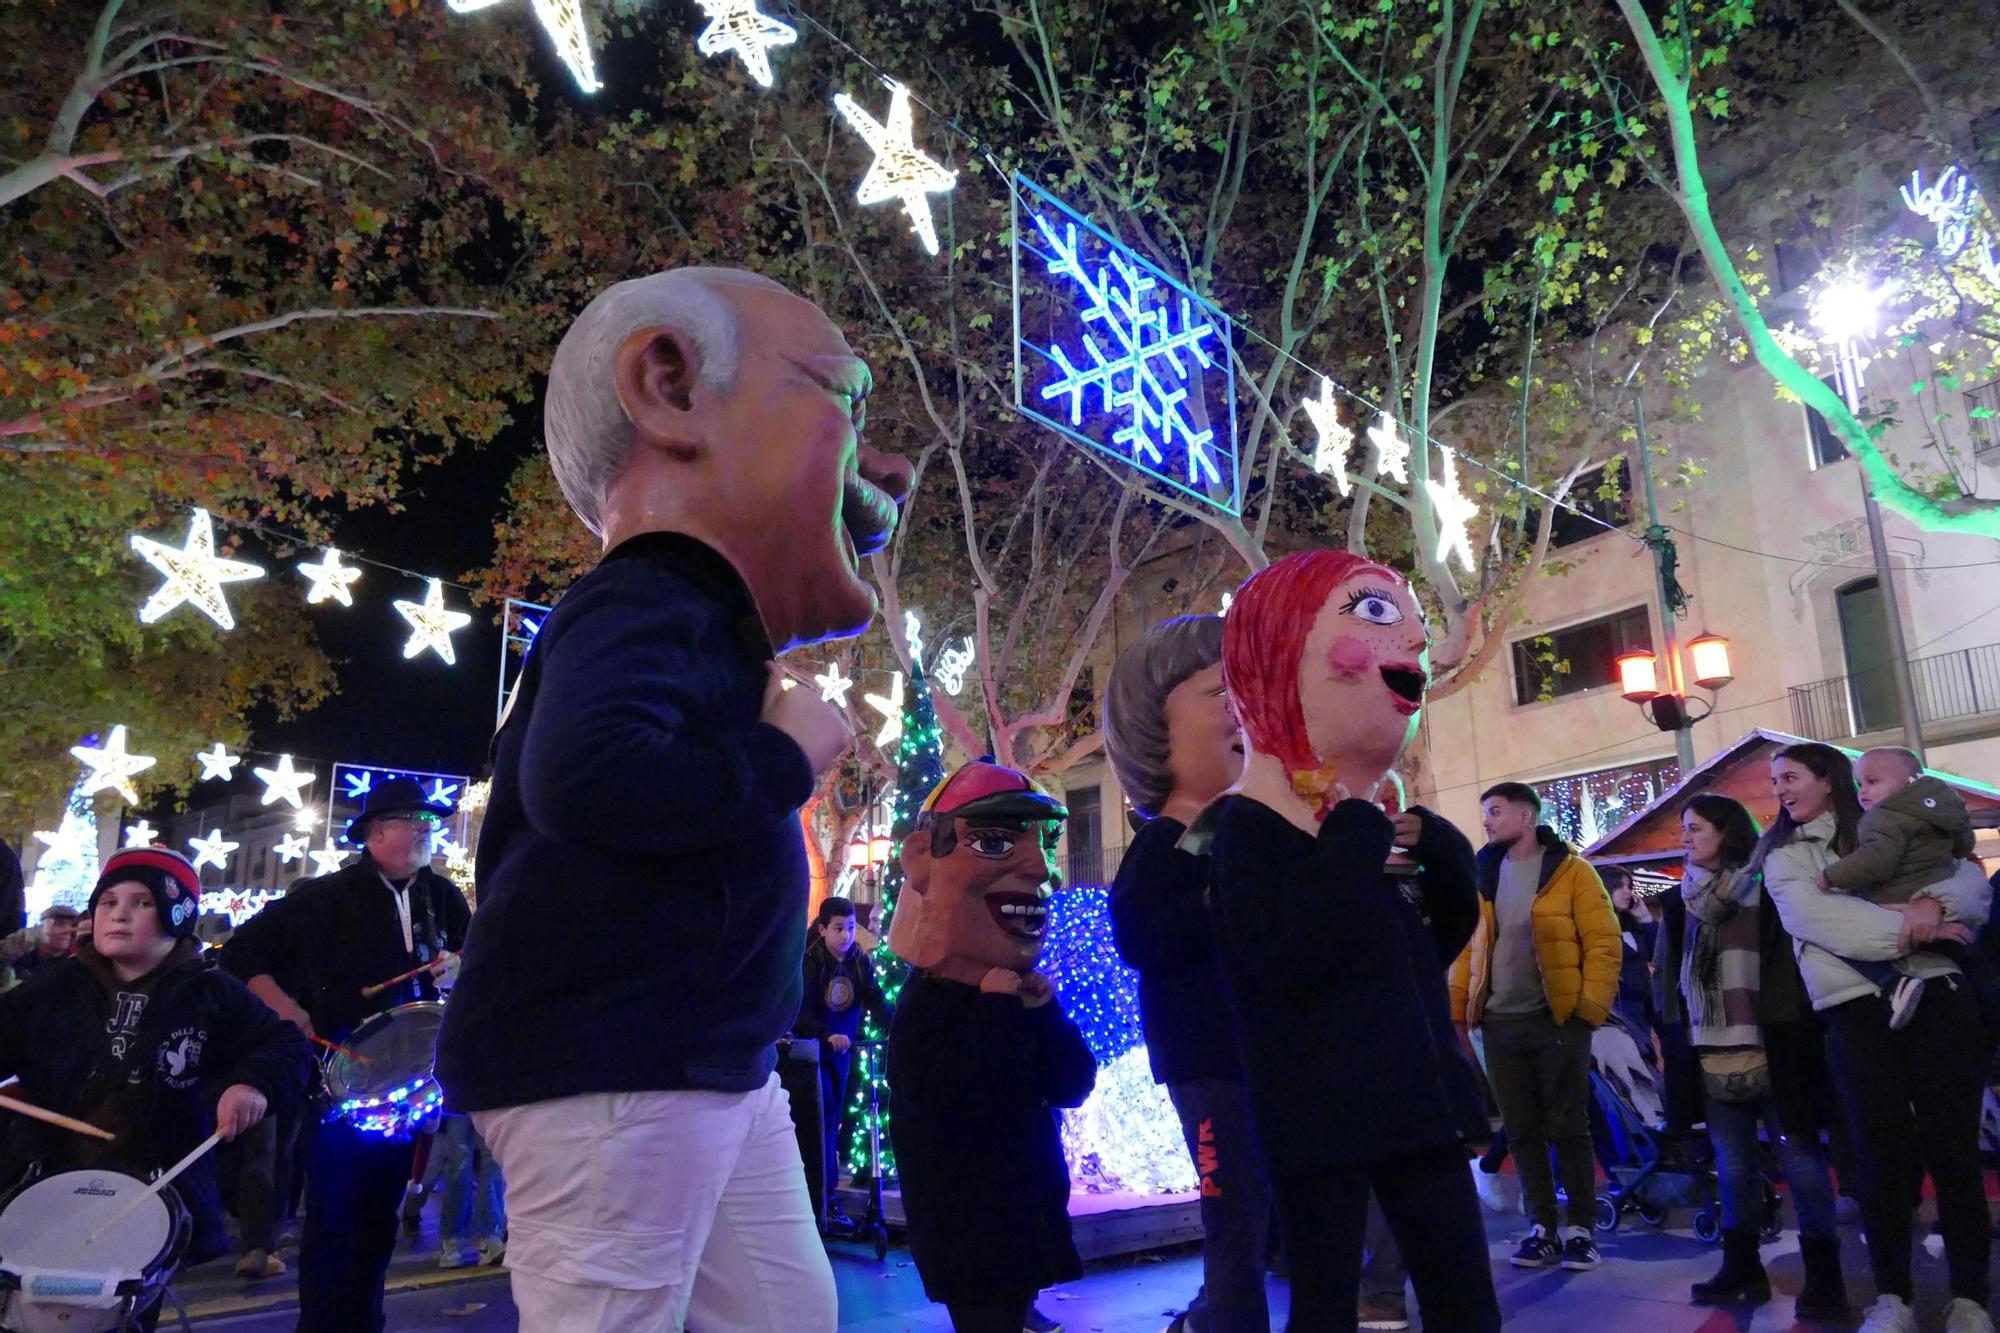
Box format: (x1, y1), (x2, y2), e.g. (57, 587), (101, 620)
(887, 762), (1068, 984)
(544, 267), (916, 651)
(1224, 550), (1428, 828)
(1104, 615), (1241, 826)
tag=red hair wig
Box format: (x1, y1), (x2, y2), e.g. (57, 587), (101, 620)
(1223, 550), (1405, 774)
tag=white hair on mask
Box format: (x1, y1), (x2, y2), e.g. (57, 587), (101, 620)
(544, 267), (792, 536)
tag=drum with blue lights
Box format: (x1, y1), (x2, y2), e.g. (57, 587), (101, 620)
(323, 1001), (446, 1139)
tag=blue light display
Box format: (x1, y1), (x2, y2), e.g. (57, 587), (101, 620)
(1013, 174), (1239, 514)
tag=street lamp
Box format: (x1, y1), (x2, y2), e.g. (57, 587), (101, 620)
(1617, 631), (1732, 735)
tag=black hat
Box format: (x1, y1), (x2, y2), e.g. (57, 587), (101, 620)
(89, 847), (204, 939)
(346, 777), (449, 841)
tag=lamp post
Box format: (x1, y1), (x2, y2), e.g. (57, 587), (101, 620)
(1617, 631), (1734, 771)
(1629, 392), (1700, 774)
(1810, 279), (1926, 763)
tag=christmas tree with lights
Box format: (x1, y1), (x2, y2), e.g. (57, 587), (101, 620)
(26, 781), (100, 918)
(842, 660), (946, 1183)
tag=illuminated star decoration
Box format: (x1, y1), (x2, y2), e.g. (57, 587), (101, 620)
(343, 771), (374, 800)
(275, 832), (310, 865)
(308, 845), (351, 876)
(434, 832), (464, 861)
(427, 779), (460, 807)
(814, 664), (855, 707)
(194, 742), (242, 783)
(1424, 448), (1481, 574)
(122, 819), (158, 849)
(34, 821), (91, 865)
(1368, 412), (1410, 485)
(252, 754), (315, 810)
(297, 548), (363, 607)
(71, 726), (157, 804)
(393, 579), (473, 666)
(832, 81), (958, 256)
(129, 507), (265, 631)
(187, 829), (239, 873)
(445, 0), (601, 92)
(694, 0), (796, 88)
(863, 672), (906, 749)
(1302, 376), (1355, 497)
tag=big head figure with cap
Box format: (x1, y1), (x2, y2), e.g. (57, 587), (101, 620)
(888, 762), (1068, 985)
(1224, 550), (1429, 833)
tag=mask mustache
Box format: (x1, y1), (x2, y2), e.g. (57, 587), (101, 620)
(843, 470), (898, 556)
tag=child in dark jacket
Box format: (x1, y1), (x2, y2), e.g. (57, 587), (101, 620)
(792, 897), (892, 1221)
(0, 849), (313, 1293)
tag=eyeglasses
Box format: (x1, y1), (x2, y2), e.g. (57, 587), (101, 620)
(379, 814), (443, 831)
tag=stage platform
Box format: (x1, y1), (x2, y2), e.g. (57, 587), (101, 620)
(835, 1184), (1203, 1261)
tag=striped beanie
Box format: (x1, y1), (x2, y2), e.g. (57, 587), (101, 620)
(89, 846), (203, 939)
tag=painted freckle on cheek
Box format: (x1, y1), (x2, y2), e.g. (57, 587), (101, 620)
(1325, 633), (1373, 679)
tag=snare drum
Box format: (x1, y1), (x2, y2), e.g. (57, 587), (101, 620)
(0, 1169), (190, 1333)
(323, 1001), (446, 1138)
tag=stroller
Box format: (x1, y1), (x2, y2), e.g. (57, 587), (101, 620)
(1588, 1012), (1777, 1243)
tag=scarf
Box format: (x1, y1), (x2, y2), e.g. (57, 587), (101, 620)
(1679, 864), (1764, 1049)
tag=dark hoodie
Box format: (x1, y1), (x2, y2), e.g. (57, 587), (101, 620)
(1822, 774), (1977, 903)
(0, 940), (314, 1260)
(794, 938), (892, 1045)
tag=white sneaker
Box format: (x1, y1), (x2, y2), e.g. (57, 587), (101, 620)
(1858, 1294), (1918, 1333)
(1471, 1159), (1517, 1213)
(1888, 975), (1926, 1031)
(1945, 1298), (1998, 1333)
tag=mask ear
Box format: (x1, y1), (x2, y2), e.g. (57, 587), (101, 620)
(612, 325), (707, 454)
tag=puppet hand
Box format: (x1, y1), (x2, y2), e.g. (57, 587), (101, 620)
(979, 967), (1024, 998)
(763, 665), (852, 775)
(216, 1084), (269, 1141)
(1018, 972), (1055, 1009)
(827, 1034), (852, 1053)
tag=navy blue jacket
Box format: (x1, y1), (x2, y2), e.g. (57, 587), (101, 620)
(1208, 797), (1487, 1176)
(437, 533), (815, 1111)
(0, 942), (314, 1260)
(1109, 815), (1242, 1086)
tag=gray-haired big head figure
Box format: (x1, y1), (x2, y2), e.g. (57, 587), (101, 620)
(543, 266), (915, 651)
(1103, 615), (1239, 824)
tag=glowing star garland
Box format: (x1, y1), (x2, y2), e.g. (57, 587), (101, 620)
(129, 508), (265, 631)
(122, 819), (157, 849)
(297, 548), (363, 607)
(393, 579), (473, 666)
(308, 845), (351, 876)
(694, 0), (795, 88)
(1368, 412), (1410, 485)
(445, 0), (601, 93)
(252, 754), (315, 810)
(194, 742), (241, 783)
(426, 779), (460, 806)
(187, 828), (239, 873)
(1302, 376), (1355, 496)
(814, 663), (855, 707)
(863, 671), (906, 748)
(71, 726), (157, 804)
(832, 81), (957, 256)
(274, 832), (309, 865)
(1424, 449), (1481, 574)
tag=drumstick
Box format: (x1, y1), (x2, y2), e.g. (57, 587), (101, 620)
(360, 952), (456, 999)
(0, 1090), (115, 1142)
(85, 1129), (224, 1244)
(309, 1034), (371, 1064)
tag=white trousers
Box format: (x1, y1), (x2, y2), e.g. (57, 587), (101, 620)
(475, 1075), (835, 1333)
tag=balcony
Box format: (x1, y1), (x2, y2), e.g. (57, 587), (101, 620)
(1788, 642), (2000, 742)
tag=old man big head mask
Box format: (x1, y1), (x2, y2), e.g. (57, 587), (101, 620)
(1224, 550), (1428, 827)
(888, 762), (1068, 984)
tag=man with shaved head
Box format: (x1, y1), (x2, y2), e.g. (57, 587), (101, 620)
(438, 267), (912, 1331)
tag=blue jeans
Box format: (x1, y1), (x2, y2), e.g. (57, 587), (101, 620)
(439, 1113), (505, 1244)
(1704, 1090), (1836, 1238)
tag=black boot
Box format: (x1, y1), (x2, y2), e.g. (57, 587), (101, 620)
(1794, 1233), (1850, 1321)
(1690, 1228), (1771, 1305)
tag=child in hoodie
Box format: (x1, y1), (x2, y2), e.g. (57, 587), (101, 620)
(1816, 747), (1980, 1028)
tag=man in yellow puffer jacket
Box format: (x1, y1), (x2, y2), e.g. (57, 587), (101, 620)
(1448, 782), (1619, 1273)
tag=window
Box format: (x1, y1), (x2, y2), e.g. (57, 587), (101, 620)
(1551, 459), (1633, 548)
(1804, 374), (1852, 469)
(1836, 577), (1899, 734)
(1967, 379), (2000, 458)
(1533, 757), (1681, 849)
(1511, 606), (1653, 706)
(1064, 786), (1103, 886)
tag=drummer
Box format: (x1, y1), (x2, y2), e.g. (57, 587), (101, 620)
(0, 847), (313, 1320)
(221, 777), (471, 1333)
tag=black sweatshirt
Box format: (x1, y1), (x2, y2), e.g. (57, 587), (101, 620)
(888, 972), (1097, 1304)
(1208, 797), (1487, 1177)
(437, 533), (816, 1112)
(1109, 815), (1243, 1085)
(0, 941), (314, 1260)
(794, 941), (892, 1046)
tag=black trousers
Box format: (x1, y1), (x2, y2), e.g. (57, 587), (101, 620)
(1482, 1012), (1597, 1233)
(1168, 1079), (1272, 1333)
(1826, 980), (1991, 1305)
(944, 1292), (1034, 1332)
(1272, 1143), (1500, 1333)
(296, 1117), (417, 1333)
(820, 1047), (852, 1203)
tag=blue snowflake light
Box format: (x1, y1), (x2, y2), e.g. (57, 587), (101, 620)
(1013, 175), (1239, 514)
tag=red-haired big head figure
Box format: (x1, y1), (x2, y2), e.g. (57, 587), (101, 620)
(1223, 549), (1428, 826)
